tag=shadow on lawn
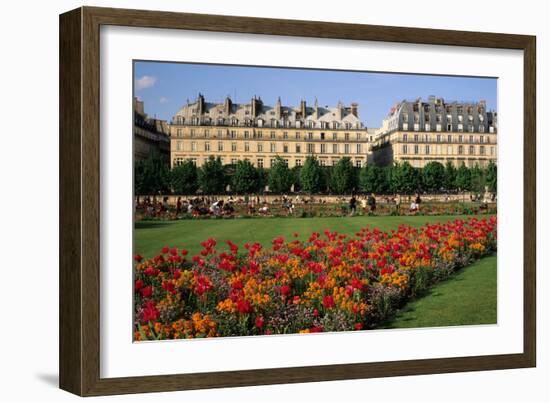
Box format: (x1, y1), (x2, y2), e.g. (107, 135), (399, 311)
(135, 221), (173, 230)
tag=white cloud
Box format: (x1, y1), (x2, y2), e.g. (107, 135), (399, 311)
(135, 75), (157, 90)
(159, 96), (169, 104)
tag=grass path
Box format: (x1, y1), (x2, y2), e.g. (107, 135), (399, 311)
(382, 255), (497, 328)
(134, 214), (493, 258)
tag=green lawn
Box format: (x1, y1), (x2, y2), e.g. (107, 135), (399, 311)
(134, 214), (492, 258)
(383, 255), (497, 328)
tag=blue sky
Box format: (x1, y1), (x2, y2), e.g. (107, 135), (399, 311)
(134, 61), (497, 128)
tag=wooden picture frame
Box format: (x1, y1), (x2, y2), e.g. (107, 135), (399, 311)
(59, 6), (536, 396)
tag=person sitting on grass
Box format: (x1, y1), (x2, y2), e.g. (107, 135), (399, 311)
(259, 203), (269, 215)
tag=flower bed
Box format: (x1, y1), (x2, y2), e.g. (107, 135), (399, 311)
(133, 216), (497, 340)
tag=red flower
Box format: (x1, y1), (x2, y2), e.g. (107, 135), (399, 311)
(162, 246), (170, 254)
(162, 281), (176, 295)
(310, 326), (323, 333)
(237, 299), (252, 314)
(144, 266), (158, 276)
(140, 285), (153, 298)
(280, 285), (291, 296)
(169, 247), (178, 256)
(141, 300), (159, 323)
(181, 249), (188, 256)
(134, 254), (143, 262)
(255, 316), (265, 329)
(323, 295), (335, 309)
(134, 279), (144, 291)
(354, 323), (364, 331)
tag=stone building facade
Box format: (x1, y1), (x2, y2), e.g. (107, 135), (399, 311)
(134, 97), (170, 161)
(372, 96), (497, 168)
(169, 94), (374, 169)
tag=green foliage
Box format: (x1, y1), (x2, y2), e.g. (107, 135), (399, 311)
(134, 151), (170, 195)
(469, 164), (486, 193)
(232, 159), (261, 194)
(422, 161), (445, 192)
(198, 156), (227, 194)
(390, 161), (420, 194)
(299, 156), (325, 193)
(485, 161), (497, 193)
(359, 164), (388, 193)
(170, 160), (198, 194)
(443, 161), (457, 191)
(329, 157), (357, 194)
(268, 156), (293, 193)
(455, 163), (471, 191)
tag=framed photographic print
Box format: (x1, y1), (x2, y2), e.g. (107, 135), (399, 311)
(59, 6), (536, 396)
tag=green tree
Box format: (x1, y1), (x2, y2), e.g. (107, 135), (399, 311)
(329, 157), (357, 194)
(268, 156), (293, 193)
(170, 160), (198, 194)
(198, 156), (226, 194)
(359, 164), (388, 194)
(485, 161), (497, 193)
(455, 163), (471, 191)
(134, 151), (170, 195)
(443, 161), (457, 191)
(422, 161), (445, 192)
(299, 156), (324, 193)
(232, 159), (260, 194)
(390, 161), (420, 194)
(469, 164), (486, 194)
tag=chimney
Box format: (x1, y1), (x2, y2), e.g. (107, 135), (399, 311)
(313, 97), (319, 119)
(351, 102), (358, 118)
(275, 96), (282, 119)
(224, 96), (232, 115)
(197, 93), (205, 115)
(300, 99), (306, 118)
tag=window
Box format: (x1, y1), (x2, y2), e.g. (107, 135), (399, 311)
(191, 141), (197, 151)
(414, 134), (419, 142)
(320, 144), (326, 153)
(307, 143), (315, 153)
(257, 159), (264, 168)
(403, 123), (409, 130)
(204, 129), (210, 138)
(436, 134), (441, 142)
(469, 135), (474, 143)
(356, 144), (362, 154)
(425, 145), (430, 154)
(177, 129), (183, 138)
(332, 133), (337, 140)
(295, 159), (302, 167)
(270, 159), (276, 167)
(190, 129), (196, 137)
(283, 159), (289, 166)
(283, 131), (288, 139)
(230, 130), (237, 139)
(458, 124), (463, 132)
(270, 143), (276, 153)
(332, 144), (338, 154)
(425, 123), (431, 131)
(174, 157), (184, 166)
(244, 131), (250, 139)
(469, 145), (475, 155)
(344, 144), (350, 154)
(458, 135), (463, 143)
(345, 133), (350, 141)
(320, 132), (325, 140)
(356, 133), (361, 140)
(217, 129), (223, 138)
(479, 125), (485, 133)
(217, 142), (223, 152)
(231, 142), (237, 152)
(190, 158), (197, 166)
(176, 141), (182, 151)
(296, 144), (301, 153)
(355, 160), (362, 168)
(204, 142), (210, 152)
(257, 143), (263, 152)
(414, 145), (419, 154)
(458, 145), (464, 155)
(469, 125), (474, 133)
(480, 136), (485, 144)
(403, 133), (408, 142)
(257, 130), (263, 139)
(308, 132), (313, 140)
(245, 142), (250, 152)
(270, 131), (276, 139)
(319, 159), (326, 166)
(447, 145), (453, 155)
(283, 144), (289, 153)
(295, 132), (301, 139)
(480, 146), (485, 155)
(448, 134), (452, 143)
(402, 144), (408, 154)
